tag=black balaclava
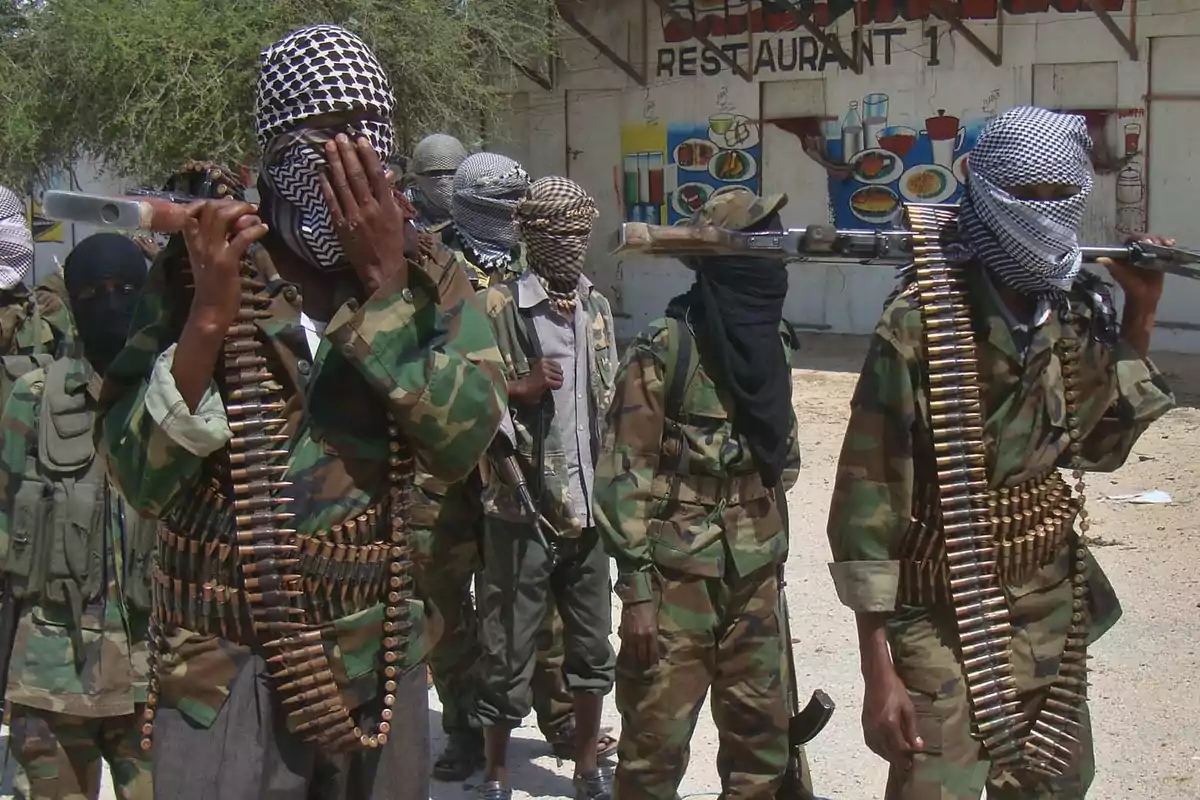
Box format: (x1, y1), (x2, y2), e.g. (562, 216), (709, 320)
(64, 234), (147, 374)
(666, 210), (792, 488)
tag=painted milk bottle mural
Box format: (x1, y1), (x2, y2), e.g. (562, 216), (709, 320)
(620, 111), (763, 226)
(824, 97), (989, 229)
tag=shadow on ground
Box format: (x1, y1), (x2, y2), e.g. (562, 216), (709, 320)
(427, 708), (577, 800)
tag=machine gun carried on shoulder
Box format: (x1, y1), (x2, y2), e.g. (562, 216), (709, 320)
(614, 215), (1200, 282)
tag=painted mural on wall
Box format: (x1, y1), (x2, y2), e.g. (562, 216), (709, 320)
(655, 0), (1126, 78)
(620, 114), (763, 225)
(820, 97), (988, 228)
(1114, 109), (1146, 236)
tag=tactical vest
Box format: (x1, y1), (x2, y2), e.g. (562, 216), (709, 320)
(655, 317), (788, 506)
(3, 359), (155, 615)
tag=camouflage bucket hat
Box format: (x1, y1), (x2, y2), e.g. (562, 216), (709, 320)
(688, 187), (787, 230)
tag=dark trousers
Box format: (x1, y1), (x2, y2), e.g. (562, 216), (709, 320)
(474, 521), (615, 730)
(150, 655), (428, 800)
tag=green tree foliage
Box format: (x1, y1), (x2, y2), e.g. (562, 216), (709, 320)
(0, 0), (555, 187)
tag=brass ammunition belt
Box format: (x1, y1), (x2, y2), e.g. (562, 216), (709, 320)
(140, 256), (417, 757)
(899, 472), (1080, 606)
(899, 204), (1093, 778)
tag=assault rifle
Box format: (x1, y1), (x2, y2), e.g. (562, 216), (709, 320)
(613, 217), (1200, 282)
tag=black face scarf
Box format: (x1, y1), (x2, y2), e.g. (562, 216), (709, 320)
(666, 212), (792, 487)
(64, 234), (148, 374)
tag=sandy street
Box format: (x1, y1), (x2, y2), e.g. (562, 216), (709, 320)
(2, 334), (1197, 800)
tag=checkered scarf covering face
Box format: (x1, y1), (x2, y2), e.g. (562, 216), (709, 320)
(255, 24), (396, 272)
(0, 186), (32, 290)
(451, 153), (530, 271)
(516, 177), (598, 304)
(958, 106), (1093, 302)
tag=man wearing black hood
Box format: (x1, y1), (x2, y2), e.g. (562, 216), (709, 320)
(0, 233), (156, 799)
(593, 188), (807, 800)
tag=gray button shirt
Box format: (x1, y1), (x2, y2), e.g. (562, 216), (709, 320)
(516, 271), (596, 526)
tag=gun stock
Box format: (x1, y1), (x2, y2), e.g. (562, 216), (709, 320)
(616, 221), (755, 257)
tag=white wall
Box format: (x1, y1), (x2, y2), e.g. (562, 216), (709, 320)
(492, 0), (1200, 353)
(26, 160), (124, 285)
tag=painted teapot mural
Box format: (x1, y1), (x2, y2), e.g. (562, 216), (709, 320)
(821, 98), (987, 228)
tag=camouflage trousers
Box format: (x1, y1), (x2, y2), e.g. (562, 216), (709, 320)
(412, 484), (574, 738)
(885, 568), (1095, 799)
(8, 703), (151, 800)
(615, 562), (790, 800)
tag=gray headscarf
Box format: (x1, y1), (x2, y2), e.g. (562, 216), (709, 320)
(451, 153), (530, 271)
(0, 186), (32, 290)
(412, 134), (468, 219)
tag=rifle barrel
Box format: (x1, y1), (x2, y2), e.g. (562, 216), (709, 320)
(614, 222), (1200, 280)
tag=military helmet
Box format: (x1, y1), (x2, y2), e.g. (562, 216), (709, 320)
(687, 187), (787, 231)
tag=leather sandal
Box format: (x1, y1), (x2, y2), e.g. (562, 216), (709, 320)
(549, 721), (618, 761)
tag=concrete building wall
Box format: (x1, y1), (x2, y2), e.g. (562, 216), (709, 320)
(490, 0), (1200, 353)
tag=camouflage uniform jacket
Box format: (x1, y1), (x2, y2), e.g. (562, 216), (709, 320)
(0, 357), (150, 717)
(481, 271), (617, 537)
(826, 269), (1174, 628)
(0, 274), (76, 358)
(411, 245), (527, 505)
(449, 242), (527, 293)
(97, 237), (507, 728)
(594, 317), (801, 604)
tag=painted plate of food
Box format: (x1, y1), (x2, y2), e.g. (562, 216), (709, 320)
(952, 153), (969, 184)
(849, 185), (900, 225)
(674, 138), (718, 171)
(708, 149), (757, 182)
(673, 182), (713, 216)
(848, 148), (903, 185)
(899, 164), (958, 204)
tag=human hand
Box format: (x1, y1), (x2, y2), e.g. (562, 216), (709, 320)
(132, 235), (161, 262)
(861, 668), (924, 768)
(1097, 233), (1175, 311)
(511, 359), (563, 404)
(181, 200), (268, 333)
(618, 601), (659, 667)
(318, 133), (408, 294)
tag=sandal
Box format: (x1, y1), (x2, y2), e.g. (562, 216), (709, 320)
(549, 721), (618, 761)
(432, 729), (485, 782)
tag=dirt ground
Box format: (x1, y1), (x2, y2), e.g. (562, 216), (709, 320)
(4, 333), (1198, 799)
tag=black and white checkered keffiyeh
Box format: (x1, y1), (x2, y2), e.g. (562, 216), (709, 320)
(516, 177), (599, 312)
(451, 153), (529, 271)
(958, 106), (1093, 303)
(0, 185), (32, 290)
(255, 24), (396, 272)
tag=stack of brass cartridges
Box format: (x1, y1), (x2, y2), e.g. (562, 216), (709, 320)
(905, 204), (1024, 765)
(1024, 337), (1093, 777)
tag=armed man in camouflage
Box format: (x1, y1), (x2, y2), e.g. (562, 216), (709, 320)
(0, 186), (75, 364)
(416, 154), (529, 778)
(476, 176), (617, 800)
(419, 152), (596, 782)
(96, 25), (506, 800)
(594, 189), (806, 800)
(0, 233), (155, 800)
(826, 107), (1175, 799)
